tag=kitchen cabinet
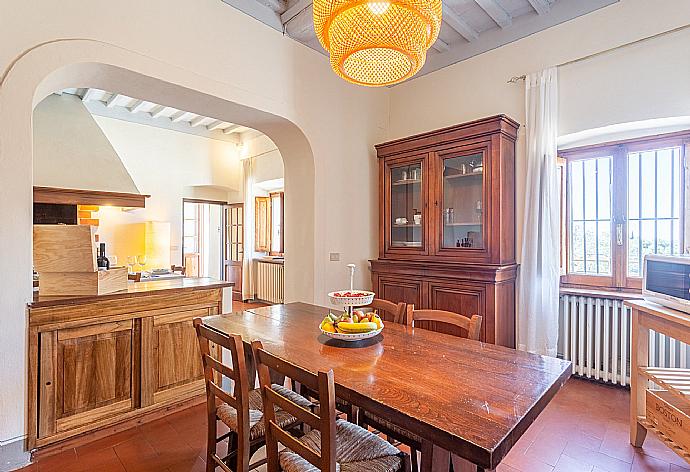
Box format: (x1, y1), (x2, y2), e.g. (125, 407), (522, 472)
(28, 278), (231, 449)
(371, 115), (519, 346)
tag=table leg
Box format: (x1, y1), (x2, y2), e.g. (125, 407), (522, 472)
(630, 308), (649, 447)
(244, 344), (257, 389)
(420, 442), (487, 472)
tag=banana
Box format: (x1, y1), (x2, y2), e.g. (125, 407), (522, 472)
(337, 321), (378, 333)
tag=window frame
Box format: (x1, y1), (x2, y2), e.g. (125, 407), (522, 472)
(560, 130), (690, 292)
(269, 191), (285, 256)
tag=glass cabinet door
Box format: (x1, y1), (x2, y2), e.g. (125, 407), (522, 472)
(441, 152), (484, 249)
(388, 160), (424, 250)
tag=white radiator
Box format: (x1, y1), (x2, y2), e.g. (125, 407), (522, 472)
(256, 261), (284, 304)
(558, 294), (690, 387)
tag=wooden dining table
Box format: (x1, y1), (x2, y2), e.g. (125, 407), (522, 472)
(202, 302), (571, 471)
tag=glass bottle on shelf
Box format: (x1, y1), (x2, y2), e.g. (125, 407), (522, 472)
(442, 152), (484, 249)
(390, 162), (423, 248)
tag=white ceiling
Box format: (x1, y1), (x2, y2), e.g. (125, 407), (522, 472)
(221, 0), (618, 80)
(57, 88), (256, 143)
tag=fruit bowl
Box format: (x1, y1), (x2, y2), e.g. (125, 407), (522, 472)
(320, 310), (383, 342)
(320, 327), (383, 341)
(328, 290), (375, 306)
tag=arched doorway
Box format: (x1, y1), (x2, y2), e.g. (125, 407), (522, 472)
(0, 39), (316, 442)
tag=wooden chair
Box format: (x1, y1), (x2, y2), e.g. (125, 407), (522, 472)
(361, 298), (407, 324)
(194, 318), (312, 472)
(407, 308), (483, 341)
(360, 307), (483, 471)
(251, 340), (410, 472)
(127, 272), (142, 282)
(171, 264), (186, 275)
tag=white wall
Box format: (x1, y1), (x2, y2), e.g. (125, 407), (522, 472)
(0, 0), (386, 444)
(388, 0), (690, 263)
(90, 116), (241, 265)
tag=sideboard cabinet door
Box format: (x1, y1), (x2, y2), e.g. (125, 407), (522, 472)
(374, 275), (425, 308)
(428, 280), (486, 341)
(141, 307), (216, 407)
(38, 320), (137, 439)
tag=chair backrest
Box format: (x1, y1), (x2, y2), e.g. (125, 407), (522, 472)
(193, 318), (252, 471)
(251, 340), (337, 472)
(171, 264), (186, 275)
(362, 298), (407, 324)
(407, 307), (482, 341)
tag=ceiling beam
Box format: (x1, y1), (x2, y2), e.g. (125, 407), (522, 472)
(285, 7), (314, 39)
(206, 120), (226, 131)
(281, 0), (311, 23)
(105, 93), (121, 108)
(170, 110), (188, 123)
(432, 37), (449, 53)
(129, 99), (147, 113)
(260, 0), (287, 13)
(223, 124), (242, 135)
(474, 0), (511, 28)
(526, 0), (550, 15)
(442, 5), (479, 42)
(190, 116), (207, 127)
(150, 106), (169, 119)
(81, 88), (98, 102)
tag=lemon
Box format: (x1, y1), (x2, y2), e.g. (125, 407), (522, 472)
(321, 322), (336, 333)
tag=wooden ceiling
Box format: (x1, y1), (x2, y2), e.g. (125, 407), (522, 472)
(57, 88), (254, 143)
(221, 0), (618, 80)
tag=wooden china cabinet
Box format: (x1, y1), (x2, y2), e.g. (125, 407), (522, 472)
(370, 115), (519, 347)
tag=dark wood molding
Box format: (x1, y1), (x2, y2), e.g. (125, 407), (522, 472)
(182, 197), (229, 206)
(33, 186), (150, 208)
(375, 115), (520, 158)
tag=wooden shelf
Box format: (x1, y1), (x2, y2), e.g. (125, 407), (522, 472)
(445, 222), (482, 227)
(391, 242), (422, 247)
(393, 224), (422, 228)
(444, 172), (482, 181)
(640, 368), (690, 403)
(392, 179), (422, 186)
(638, 417), (690, 465)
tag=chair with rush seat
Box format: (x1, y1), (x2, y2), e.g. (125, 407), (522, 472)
(194, 318), (312, 472)
(360, 307), (483, 471)
(251, 340), (411, 472)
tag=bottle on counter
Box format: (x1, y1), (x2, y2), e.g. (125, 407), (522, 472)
(97, 242), (110, 270)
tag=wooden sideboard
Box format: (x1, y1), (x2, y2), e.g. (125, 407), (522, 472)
(27, 278), (232, 449)
(370, 115), (519, 346)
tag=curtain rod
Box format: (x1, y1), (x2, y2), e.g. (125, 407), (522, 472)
(506, 23), (690, 84)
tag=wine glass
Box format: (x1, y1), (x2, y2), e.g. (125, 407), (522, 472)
(127, 255), (136, 273)
(136, 254), (147, 271)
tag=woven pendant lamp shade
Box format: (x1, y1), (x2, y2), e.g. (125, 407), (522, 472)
(313, 0), (442, 86)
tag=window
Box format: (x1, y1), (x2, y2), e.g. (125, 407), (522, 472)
(183, 201), (201, 254)
(255, 192), (284, 255)
(270, 192), (284, 255)
(562, 132), (688, 290)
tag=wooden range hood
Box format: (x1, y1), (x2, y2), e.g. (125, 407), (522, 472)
(33, 186), (149, 208)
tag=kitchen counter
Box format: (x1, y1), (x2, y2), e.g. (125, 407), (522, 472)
(30, 277), (232, 308)
(27, 276), (232, 450)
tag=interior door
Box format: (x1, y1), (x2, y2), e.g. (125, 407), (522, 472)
(224, 204), (244, 300)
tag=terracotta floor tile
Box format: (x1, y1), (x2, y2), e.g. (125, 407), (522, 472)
(632, 453), (671, 472)
(14, 378), (688, 472)
(554, 454), (594, 472)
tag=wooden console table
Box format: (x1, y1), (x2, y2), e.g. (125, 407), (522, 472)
(627, 300), (690, 463)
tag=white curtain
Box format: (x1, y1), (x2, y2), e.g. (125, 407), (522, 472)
(242, 158), (255, 300)
(518, 67), (560, 357)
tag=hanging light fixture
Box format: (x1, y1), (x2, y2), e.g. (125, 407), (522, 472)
(313, 0), (442, 87)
